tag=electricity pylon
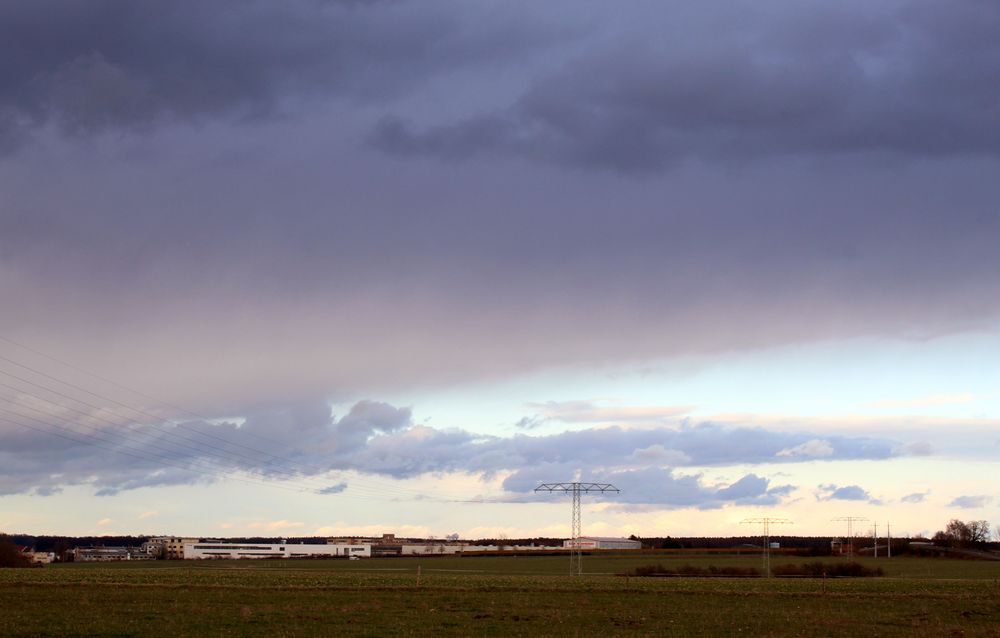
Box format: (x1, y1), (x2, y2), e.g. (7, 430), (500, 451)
(832, 516), (868, 559)
(740, 517), (791, 577)
(535, 482), (619, 575)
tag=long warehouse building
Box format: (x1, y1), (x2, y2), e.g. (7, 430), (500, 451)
(183, 542), (371, 559)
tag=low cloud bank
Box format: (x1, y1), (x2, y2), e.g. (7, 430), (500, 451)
(0, 398), (897, 508)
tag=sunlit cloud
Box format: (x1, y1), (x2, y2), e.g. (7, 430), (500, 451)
(776, 439), (834, 458)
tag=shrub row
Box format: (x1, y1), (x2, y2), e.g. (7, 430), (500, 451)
(629, 561), (883, 578)
(771, 561), (883, 577)
(631, 564), (761, 577)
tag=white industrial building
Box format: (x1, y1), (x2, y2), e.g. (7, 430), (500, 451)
(563, 537), (642, 550)
(397, 543), (559, 555)
(183, 542), (371, 560)
(74, 546), (155, 561)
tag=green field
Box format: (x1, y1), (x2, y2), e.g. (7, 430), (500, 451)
(2, 554), (1000, 636)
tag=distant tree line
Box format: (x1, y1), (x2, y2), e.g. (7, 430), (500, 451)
(4, 524), (996, 562)
(471, 537), (564, 547)
(638, 536), (839, 552)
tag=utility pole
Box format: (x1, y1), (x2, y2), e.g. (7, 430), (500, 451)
(887, 522), (891, 558)
(535, 482), (619, 576)
(740, 517), (791, 577)
(874, 522), (878, 558)
(832, 517), (868, 559)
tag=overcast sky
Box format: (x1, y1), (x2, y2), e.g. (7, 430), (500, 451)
(1, 0), (998, 539)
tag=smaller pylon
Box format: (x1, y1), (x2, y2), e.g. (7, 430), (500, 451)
(740, 517), (791, 577)
(832, 516), (868, 559)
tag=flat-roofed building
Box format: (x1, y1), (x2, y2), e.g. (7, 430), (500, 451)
(74, 546), (151, 561)
(146, 537), (199, 559)
(563, 537), (641, 550)
(183, 542), (371, 560)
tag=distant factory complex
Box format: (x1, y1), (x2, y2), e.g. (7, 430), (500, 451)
(69, 534), (641, 562)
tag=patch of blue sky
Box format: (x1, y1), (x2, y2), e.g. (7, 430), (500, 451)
(379, 329), (1000, 435)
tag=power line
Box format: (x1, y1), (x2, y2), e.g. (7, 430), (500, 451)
(0, 336), (500, 502)
(0, 334), (293, 450)
(0, 400), (361, 496)
(0, 406), (474, 505)
(0, 359), (325, 479)
(0, 377), (464, 501)
(0, 336), (458, 493)
(0, 415), (319, 496)
(0, 394), (456, 501)
(0, 377), (327, 489)
(0, 384), (501, 504)
(0, 337), (352, 478)
(0, 341), (487, 502)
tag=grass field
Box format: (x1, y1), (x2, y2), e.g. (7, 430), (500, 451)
(2, 553), (1000, 636)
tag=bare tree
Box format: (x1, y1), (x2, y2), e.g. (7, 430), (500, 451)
(934, 519), (992, 547)
(968, 520), (991, 544)
(0, 535), (31, 568)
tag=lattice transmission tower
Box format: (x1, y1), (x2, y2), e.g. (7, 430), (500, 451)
(832, 516), (868, 559)
(535, 482), (619, 575)
(741, 517), (791, 577)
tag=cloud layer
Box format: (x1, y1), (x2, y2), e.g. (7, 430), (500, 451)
(2, 2), (1000, 414)
(0, 0), (555, 150)
(1, 2), (998, 532)
(5, 1), (1000, 170)
(0, 397), (896, 506)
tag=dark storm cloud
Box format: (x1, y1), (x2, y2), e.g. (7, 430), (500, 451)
(0, 397), (894, 504)
(2, 1), (999, 414)
(0, 0), (554, 149)
(7, 1), (1000, 171)
(1, 1), (999, 488)
(373, 0), (1000, 171)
